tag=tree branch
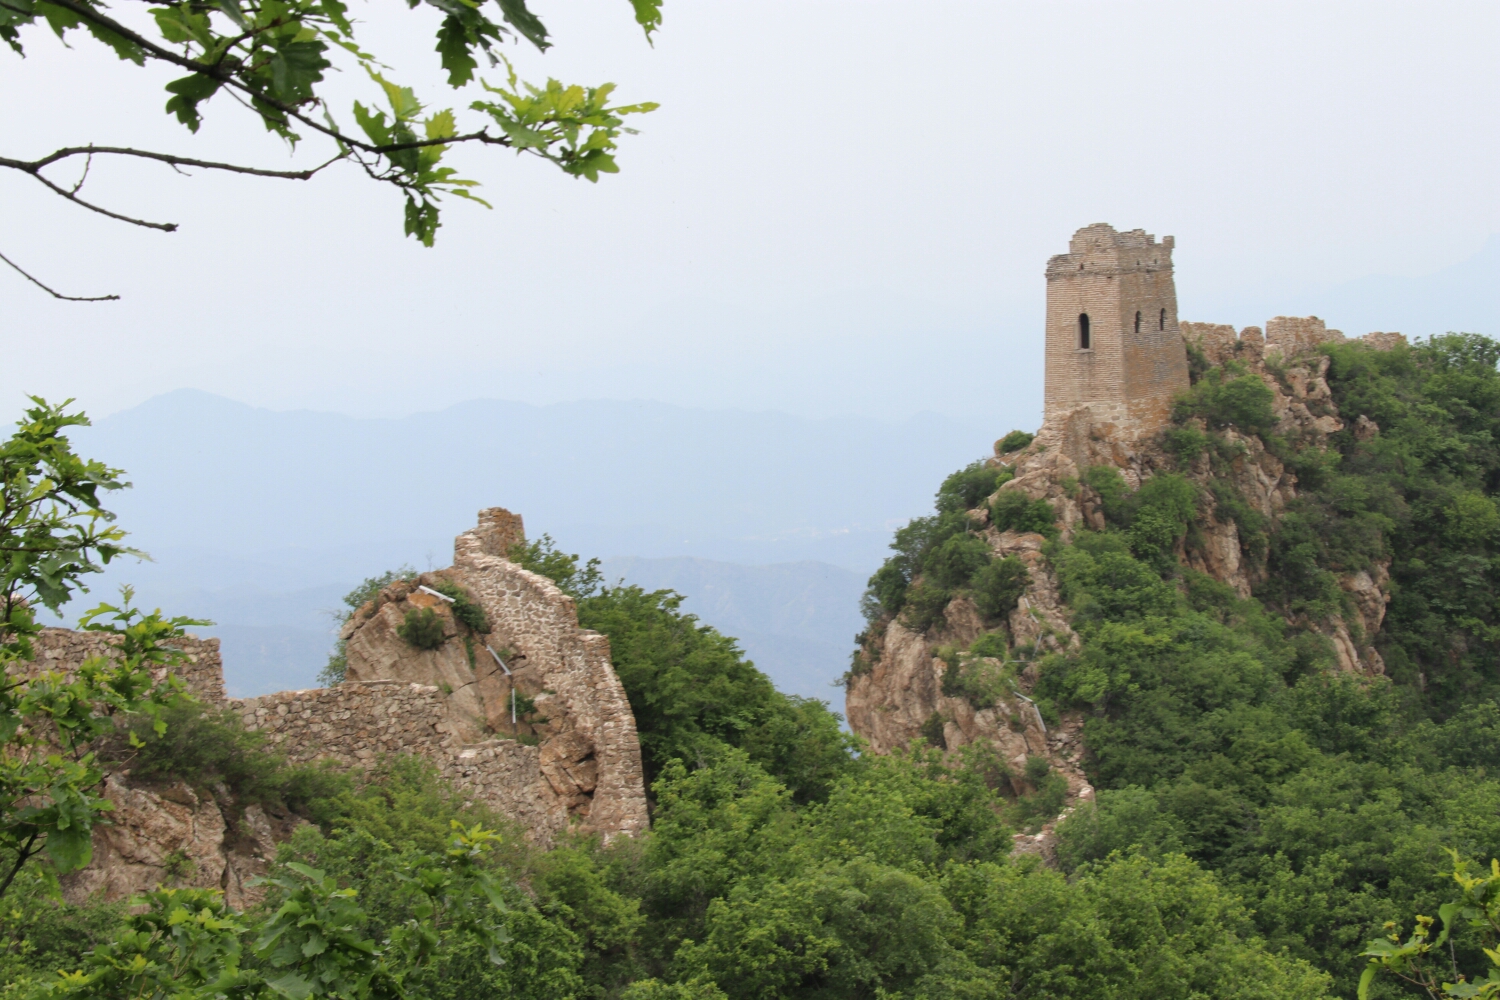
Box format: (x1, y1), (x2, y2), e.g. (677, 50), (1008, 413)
(23, 0), (222, 78)
(24, 168), (177, 231)
(14, 146), (342, 180)
(11, 0), (513, 159)
(0, 251), (119, 302)
(0, 829), (40, 900)
(0, 146), (346, 232)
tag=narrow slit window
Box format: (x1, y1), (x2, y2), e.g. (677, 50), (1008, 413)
(1134, 311), (1142, 334)
(1159, 308), (1166, 331)
(1078, 313), (1091, 349)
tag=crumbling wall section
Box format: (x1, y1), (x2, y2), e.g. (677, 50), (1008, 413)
(28, 627), (225, 704)
(452, 518), (649, 841)
(335, 508), (649, 842)
(233, 680), (564, 840)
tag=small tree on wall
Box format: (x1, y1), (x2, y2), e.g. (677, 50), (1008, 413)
(0, 0), (663, 298)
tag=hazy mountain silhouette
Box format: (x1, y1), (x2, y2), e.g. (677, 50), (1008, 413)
(55, 392), (993, 697)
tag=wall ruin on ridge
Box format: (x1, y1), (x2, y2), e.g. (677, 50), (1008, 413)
(42, 507), (648, 905)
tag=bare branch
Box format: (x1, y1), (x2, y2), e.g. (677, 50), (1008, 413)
(13, 145), (343, 180)
(0, 146), (346, 231)
(69, 149), (93, 194)
(0, 251), (119, 302)
(24, 168), (177, 231)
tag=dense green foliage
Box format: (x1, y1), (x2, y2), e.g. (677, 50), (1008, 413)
(1283, 336), (1500, 706)
(13, 337), (1500, 998)
(1031, 335), (1500, 997)
(858, 462), (1030, 630)
(510, 537), (855, 805)
(396, 606), (447, 650)
(0, 506), (1325, 999)
(4, 727), (1333, 999)
(995, 430), (1036, 455)
(0, 399), (205, 896)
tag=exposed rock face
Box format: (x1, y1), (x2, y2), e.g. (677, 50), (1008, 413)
(62, 775), (291, 909)
(335, 508), (649, 842)
(45, 507), (648, 905)
(848, 314), (1404, 862)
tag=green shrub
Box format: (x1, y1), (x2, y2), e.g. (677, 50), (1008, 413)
(939, 648), (1010, 707)
(971, 556), (1028, 620)
(99, 703), (353, 825)
(433, 579), (492, 634)
(1082, 465), (1129, 525)
(1126, 474), (1198, 570)
(621, 980), (728, 1000)
(862, 560), (910, 621)
(1163, 425), (1212, 464)
(1170, 363), (1277, 436)
(103, 702), (285, 804)
(509, 534), (604, 599)
(996, 430), (1035, 455)
(1011, 769), (1068, 828)
(1023, 755), (1051, 784)
(0, 867), (127, 987)
(924, 532), (991, 589)
(919, 711), (948, 749)
(990, 491), (1057, 537)
(936, 461), (1009, 514)
(968, 631), (1009, 660)
(899, 583), (952, 633)
(863, 492), (1003, 623)
(570, 581), (855, 802)
(397, 607), (446, 649)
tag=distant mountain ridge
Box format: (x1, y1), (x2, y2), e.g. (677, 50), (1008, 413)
(52, 392), (989, 697)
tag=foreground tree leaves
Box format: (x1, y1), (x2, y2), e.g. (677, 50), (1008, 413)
(0, 398), (204, 896)
(0, 0), (662, 294)
(26, 823), (513, 999)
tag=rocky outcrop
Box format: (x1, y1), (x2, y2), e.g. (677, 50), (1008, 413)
(46, 507), (649, 905)
(334, 508), (649, 842)
(847, 317), (1404, 862)
(62, 775), (292, 909)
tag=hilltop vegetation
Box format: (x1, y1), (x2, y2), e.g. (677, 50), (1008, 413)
(5, 334), (1500, 999)
(853, 332), (1500, 998)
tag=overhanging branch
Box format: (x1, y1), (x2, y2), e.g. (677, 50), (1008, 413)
(0, 146), (347, 231)
(0, 251), (119, 302)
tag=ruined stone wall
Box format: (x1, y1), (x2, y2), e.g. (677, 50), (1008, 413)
(451, 516), (649, 841)
(233, 680), (563, 839)
(28, 627), (226, 704)
(336, 508), (649, 843)
(37, 506), (649, 904)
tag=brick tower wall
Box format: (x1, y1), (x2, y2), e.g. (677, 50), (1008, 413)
(1043, 223), (1190, 432)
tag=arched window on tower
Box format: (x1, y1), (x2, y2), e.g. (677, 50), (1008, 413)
(1159, 308), (1166, 331)
(1134, 311), (1142, 334)
(1078, 313), (1091, 349)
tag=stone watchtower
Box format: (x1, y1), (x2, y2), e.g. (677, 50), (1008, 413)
(1043, 223), (1190, 432)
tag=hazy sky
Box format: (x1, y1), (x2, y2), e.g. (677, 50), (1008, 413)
(3, 0), (1496, 425)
